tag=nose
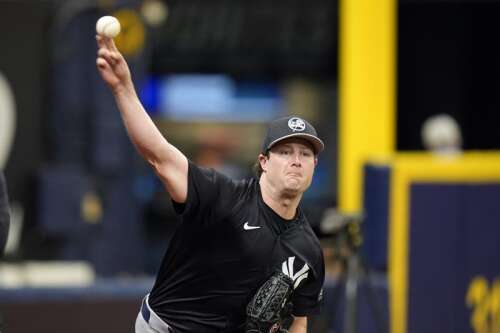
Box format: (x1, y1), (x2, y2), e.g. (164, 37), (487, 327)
(291, 153), (302, 167)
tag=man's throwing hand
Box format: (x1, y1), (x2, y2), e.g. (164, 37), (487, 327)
(95, 35), (132, 94)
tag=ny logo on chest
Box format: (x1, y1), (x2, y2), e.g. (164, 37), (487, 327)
(281, 256), (309, 289)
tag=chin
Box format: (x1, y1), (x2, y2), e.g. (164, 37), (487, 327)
(283, 183), (303, 196)
(283, 189), (300, 199)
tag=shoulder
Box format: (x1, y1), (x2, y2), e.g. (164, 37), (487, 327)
(188, 160), (253, 189)
(217, 175), (257, 212)
(299, 215), (322, 248)
(188, 161), (257, 208)
(297, 216), (324, 267)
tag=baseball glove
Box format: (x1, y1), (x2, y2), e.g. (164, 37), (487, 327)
(245, 271), (294, 333)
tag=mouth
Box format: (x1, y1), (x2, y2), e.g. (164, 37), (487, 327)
(287, 173), (302, 178)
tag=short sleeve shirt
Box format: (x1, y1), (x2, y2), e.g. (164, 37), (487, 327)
(149, 162), (325, 332)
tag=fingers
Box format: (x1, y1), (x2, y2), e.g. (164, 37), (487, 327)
(96, 35), (121, 68)
(96, 57), (109, 70)
(96, 34), (119, 52)
(97, 48), (120, 66)
(96, 35), (119, 54)
(96, 35), (112, 50)
(106, 36), (119, 52)
(96, 35), (105, 49)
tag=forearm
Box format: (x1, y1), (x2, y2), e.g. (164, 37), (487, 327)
(288, 316), (307, 333)
(113, 86), (171, 165)
(112, 87), (189, 202)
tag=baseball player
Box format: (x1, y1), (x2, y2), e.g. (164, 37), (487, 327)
(96, 35), (325, 333)
(0, 171), (9, 257)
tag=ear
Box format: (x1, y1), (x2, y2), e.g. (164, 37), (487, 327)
(259, 153), (268, 172)
(314, 157), (318, 166)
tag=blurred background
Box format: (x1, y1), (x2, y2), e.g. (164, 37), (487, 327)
(1, 0), (500, 332)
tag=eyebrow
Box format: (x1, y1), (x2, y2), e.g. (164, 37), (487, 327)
(279, 143), (313, 152)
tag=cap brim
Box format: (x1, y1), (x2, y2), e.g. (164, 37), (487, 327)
(266, 133), (325, 154)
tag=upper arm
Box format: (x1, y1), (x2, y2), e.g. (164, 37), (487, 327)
(149, 143), (189, 204)
(288, 316), (307, 333)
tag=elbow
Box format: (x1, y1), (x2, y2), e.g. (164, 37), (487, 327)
(148, 157), (166, 177)
(142, 146), (167, 171)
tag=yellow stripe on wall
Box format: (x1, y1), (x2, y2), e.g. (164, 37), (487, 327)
(388, 152), (500, 333)
(338, 0), (396, 213)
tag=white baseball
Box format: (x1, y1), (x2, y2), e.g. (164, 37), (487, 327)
(96, 16), (121, 38)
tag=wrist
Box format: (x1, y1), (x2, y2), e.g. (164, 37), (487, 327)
(112, 81), (136, 98)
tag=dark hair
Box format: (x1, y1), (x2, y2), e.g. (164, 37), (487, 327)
(253, 151), (269, 178)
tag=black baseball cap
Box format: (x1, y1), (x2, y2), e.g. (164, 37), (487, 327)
(261, 116), (324, 154)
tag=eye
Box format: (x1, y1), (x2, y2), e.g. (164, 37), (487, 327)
(301, 150), (313, 157)
(280, 149), (291, 155)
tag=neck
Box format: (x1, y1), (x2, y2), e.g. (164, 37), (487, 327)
(259, 177), (302, 220)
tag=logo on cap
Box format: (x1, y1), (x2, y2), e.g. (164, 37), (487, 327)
(288, 117), (306, 132)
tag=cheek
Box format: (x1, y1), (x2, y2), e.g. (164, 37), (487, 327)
(305, 163), (316, 177)
(267, 161), (284, 177)
(270, 159), (286, 172)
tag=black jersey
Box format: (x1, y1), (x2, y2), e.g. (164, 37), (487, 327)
(148, 161), (325, 333)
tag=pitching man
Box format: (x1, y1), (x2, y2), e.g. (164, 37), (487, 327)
(96, 35), (325, 333)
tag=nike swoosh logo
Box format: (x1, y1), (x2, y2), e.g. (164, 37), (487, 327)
(243, 222), (261, 230)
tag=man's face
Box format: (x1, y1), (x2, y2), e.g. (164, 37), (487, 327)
(260, 138), (317, 196)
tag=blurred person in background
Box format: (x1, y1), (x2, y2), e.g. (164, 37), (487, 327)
(0, 171), (9, 256)
(421, 113), (463, 156)
(96, 35), (324, 333)
(193, 136), (247, 180)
